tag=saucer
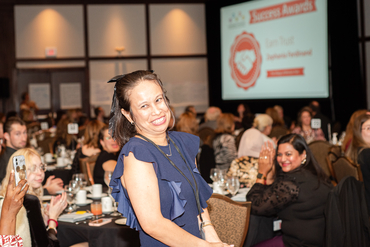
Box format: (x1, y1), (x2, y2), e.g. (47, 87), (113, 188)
(76, 199), (93, 206)
(87, 193), (107, 199)
(115, 217), (127, 225)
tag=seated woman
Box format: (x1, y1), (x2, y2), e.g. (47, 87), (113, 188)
(238, 114), (275, 158)
(0, 148), (67, 247)
(342, 109), (368, 153)
(292, 107), (325, 144)
(176, 112), (199, 135)
(247, 134), (332, 246)
(229, 128), (264, 188)
(213, 113), (237, 170)
(93, 125), (120, 187)
(71, 120), (105, 174)
(346, 113), (370, 213)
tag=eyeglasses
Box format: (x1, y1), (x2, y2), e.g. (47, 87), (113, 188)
(362, 126), (370, 131)
(28, 164), (46, 173)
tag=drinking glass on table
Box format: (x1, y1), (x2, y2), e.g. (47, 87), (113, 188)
(104, 171), (121, 216)
(227, 176), (240, 196)
(210, 168), (220, 183)
(91, 201), (103, 219)
(72, 173), (87, 189)
(217, 169), (228, 195)
(104, 171), (113, 194)
(64, 180), (80, 212)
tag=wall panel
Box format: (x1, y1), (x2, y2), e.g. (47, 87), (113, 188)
(150, 4), (206, 55)
(88, 4), (146, 56)
(15, 5), (84, 58)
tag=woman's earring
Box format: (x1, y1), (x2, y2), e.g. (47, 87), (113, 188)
(131, 121), (135, 125)
(301, 155), (307, 165)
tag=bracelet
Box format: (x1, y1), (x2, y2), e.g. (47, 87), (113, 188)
(47, 219), (58, 228)
(201, 221), (214, 228)
(46, 226), (57, 234)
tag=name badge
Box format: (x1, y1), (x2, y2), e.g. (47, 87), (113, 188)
(311, 118), (321, 129)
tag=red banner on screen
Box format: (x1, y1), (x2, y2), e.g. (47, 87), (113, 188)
(267, 68), (304, 77)
(250, 0), (317, 24)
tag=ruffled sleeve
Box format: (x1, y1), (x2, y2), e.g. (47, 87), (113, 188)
(169, 132), (213, 209)
(110, 149), (141, 230)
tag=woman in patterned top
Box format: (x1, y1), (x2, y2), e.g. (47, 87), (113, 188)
(212, 113), (237, 171)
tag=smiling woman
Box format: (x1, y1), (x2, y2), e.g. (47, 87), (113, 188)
(247, 134), (332, 247)
(108, 70), (231, 247)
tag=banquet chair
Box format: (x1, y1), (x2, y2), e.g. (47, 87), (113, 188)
(326, 145), (342, 183)
(308, 140), (332, 177)
(79, 154), (99, 186)
(325, 176), (370, 246)
(207, 193), (251, 247)
(332, 156), (363, 183)
(23, 194), (59, 247)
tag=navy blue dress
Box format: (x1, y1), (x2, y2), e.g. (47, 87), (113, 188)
(110, 131), (213, 246)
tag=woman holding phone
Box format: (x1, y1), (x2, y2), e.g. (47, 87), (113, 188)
(0, 148), (68, 246)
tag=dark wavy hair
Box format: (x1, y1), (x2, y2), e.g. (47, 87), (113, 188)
(109, 70), (174, 147)
(274, 134), (330, 185)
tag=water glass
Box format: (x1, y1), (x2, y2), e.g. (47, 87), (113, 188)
(227, 176), (240, 196)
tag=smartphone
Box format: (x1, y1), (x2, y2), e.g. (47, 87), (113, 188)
(88, 218), (112, 227)
(12, 155), (27, 187)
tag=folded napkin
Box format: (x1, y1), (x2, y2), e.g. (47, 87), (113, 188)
(58, 211), (93, 223)
(231, 187), (250, 202)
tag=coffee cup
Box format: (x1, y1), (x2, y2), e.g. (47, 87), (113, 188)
(44, 153), (53, 163)
(57, 157), (64, 167)
(91, 184), (102, 198)
(76, 190), (87, 204)
(101, 196), (113, 213)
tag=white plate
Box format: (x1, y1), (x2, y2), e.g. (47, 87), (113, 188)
(76, 199), (93, 206)
(115, 218), (127, 225)
(45, 159), (55, 163)
(103, 210), (113, 214)
(87, 193), (107, 199)
(42, 195), (52, 201)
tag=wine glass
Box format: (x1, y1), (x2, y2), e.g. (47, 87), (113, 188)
(227, 176), (240, 196)
(72, 173), (85, 189)
(217, 169), (228, 195)
(104, 171), (113, 194)
(64, 180), (80, 212)
(210, 168), (220, 183)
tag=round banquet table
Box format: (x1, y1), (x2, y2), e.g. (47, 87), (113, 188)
(58, 205), (140, 247)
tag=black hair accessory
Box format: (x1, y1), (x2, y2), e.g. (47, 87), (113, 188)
(107, 74), (126, 138)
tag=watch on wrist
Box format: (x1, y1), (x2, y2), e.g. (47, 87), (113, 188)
(257, 173), (264, 179)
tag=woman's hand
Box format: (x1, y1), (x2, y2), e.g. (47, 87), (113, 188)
(0, 170), (29, 235)
(48, 192), (67, 220)
(258, 142), (275, 177)
(43, 175), (64, 195)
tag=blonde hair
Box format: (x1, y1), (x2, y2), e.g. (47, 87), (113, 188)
(0, 148), (43, 200)
(253, 114), (273, 132)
